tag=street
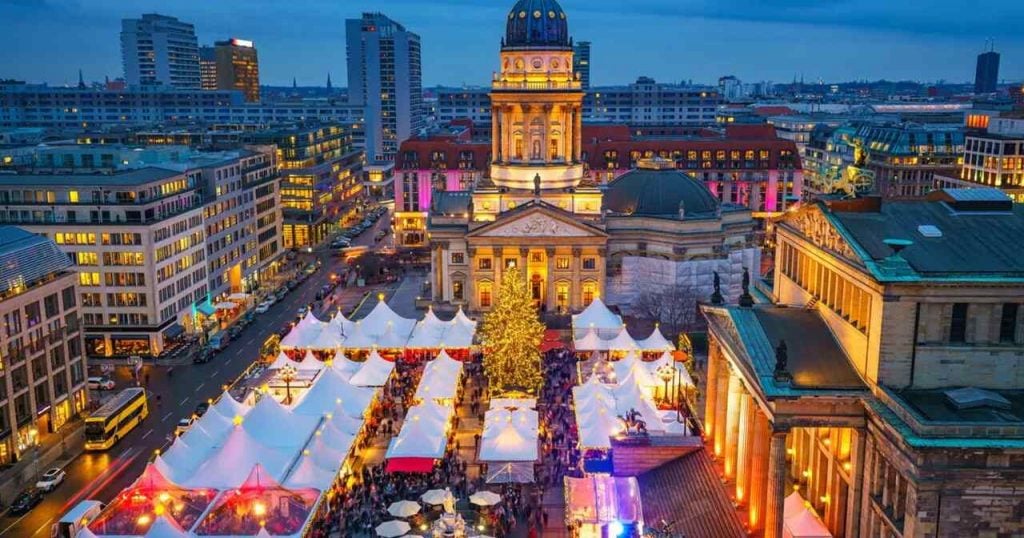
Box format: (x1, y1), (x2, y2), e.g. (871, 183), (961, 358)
(0, 207), (399, 537)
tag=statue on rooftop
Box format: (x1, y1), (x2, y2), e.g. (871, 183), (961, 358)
(711, 271), (724, 305)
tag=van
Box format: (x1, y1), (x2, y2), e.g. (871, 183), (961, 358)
(52, 500), (105, 538)
(87, 376), (115, 391)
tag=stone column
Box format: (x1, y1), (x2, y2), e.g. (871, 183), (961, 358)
(748, 408), (770, 531)
(571, 247), (582, 309)
(542, 105), (551, 163)
(845, 429), (866, 538)
(466, 247), (477, 310)
(765, 430), (789, 538)
(494, 247), (504, 289)
(491, 107), (499, 161)
(712, 357), (730, 458)
(704, 341), (720, 440)
(735, 392), (754, 504)
(724, 371), (742, 479)
(573, 105), (583, 162)
(545, 247), (556, 312)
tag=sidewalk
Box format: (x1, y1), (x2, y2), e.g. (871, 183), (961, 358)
(0, 421), (85, 506)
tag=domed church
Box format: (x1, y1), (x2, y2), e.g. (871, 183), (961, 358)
(428, 0), (758, 314)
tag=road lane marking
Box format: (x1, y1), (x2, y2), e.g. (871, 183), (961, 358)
(141, 428), (153, 440)
(0, 512), (32, 535)
(32, 518), (53, 536)
(179, 397), (189, 406)
(161, 412), (173, 422)
(246, 338), (255, 345)
(234, 348), (243, 356)
(212, 369), (220, 377)
(195, 382), (205, 393)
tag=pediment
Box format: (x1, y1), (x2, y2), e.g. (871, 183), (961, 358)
(468, 205), (607, 239)
(781, 205), (861, 264)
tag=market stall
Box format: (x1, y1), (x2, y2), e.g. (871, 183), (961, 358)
(571, 299), (623, 340)
(564, 475), (644, 538)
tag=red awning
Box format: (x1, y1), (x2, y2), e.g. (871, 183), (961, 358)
(540, 330), (571, 352)
(385, 458), (437, 474)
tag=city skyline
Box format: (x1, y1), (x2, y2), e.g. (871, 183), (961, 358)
(2, 0), (1022, 88)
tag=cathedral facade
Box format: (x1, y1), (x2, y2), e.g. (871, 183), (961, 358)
(429, 0), (607, 313)
(428, 0), (760, 314)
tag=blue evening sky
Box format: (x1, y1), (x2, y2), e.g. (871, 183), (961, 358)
(0, 0), (1020, 88)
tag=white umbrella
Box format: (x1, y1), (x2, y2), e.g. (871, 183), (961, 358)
(214, 301), (238, 309)
(376, 520), (411, 537)
(421, 489), (448, 505)
(469, 491), (502, 506)
(388, 500), (422, 518)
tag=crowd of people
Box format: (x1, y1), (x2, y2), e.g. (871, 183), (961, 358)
(306, 344), (585, 538)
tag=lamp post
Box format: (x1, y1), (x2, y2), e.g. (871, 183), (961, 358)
(279, 364), (297, 405)
(656, 363), (674, 407)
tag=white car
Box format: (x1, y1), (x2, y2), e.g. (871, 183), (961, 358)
(36, 468), (66, 492)
(254, 302), (271, 314)
(87, 376), (116, 391)
(175, 416), (195, 436)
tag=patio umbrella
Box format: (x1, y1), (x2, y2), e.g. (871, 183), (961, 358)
(469, 491), (502, 506)
(388, 500), (422, 518)
(376, 520), (411, 537)
(421, 489), (448, 505)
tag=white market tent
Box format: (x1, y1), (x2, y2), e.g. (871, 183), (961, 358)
(414, 350), (465, 402)
(280, 312), (326, 349)
(785, 510), (833, 538)
(605, 327), (640, 352)
(270, 352), (301, 370)
(277, 300), (477, 352)
(330, 350), (362, 380)
(297, 350), (325, 372)
(574, 328), (607, 352)
(637, 326), (675, 352)
(479, 408), (539, 462)
(349, 350), (396, 387)
(572, 299), (623, 339)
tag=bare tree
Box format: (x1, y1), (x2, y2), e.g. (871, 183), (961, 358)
(631, 283), (700, 336)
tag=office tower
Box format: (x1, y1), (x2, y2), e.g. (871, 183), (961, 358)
(346, 13), (425, 162)
(199, 46), (217, 90)
(975, 48), (1000, 94)
(121, 14), (201, 89)
(573, 40), (591, 90)
(214, 38), (260, 102)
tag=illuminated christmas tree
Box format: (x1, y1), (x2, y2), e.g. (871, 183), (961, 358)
(480, 266), (545, 395)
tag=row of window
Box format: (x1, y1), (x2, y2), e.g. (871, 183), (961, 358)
(779, 242), (872, 334)
(450, 253), (597, 271)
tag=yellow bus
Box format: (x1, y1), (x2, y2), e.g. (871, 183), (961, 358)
(84, 388), (148, 450)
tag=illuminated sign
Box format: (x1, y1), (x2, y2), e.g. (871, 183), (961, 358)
(230, 38), (254, 48)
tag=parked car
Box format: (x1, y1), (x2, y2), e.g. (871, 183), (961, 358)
(254, 302), (272, 314)
(193, 348), (214, 364)
(87, 376), (116, 391)
(331, 238), (351, 249)
(276, 288), (288, 300)
(36, 468), (66, 492)
(194, 402), (210, 417)
(297, 306), (309, 317)
(228, 325), (244, 340)
(175, 416), (195, 436)
(9, 488), (43, 514)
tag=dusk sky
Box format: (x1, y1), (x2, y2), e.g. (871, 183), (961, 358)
(1, 0), (1021, 88)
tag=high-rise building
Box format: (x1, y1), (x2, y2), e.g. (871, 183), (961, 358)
(573, 40), (591, 90)
(199, 46), (217, 90)
(975, 49), (1000, 94)
(121, 14), (201, 89)
(0, 227), (88, 466)
(346, 13), (425, 162)
(213, 38), (260, 103)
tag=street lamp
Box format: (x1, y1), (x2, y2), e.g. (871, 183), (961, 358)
(279, 364), (298, 405)
(656, 363), (675, 407)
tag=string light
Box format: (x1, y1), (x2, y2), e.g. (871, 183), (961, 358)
(479, 267), (544, 394)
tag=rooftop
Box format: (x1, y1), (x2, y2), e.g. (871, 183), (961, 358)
(827, 191), (1024, 278)
(0, 226), (74, 296)
(0, 166), (184, 187)
(898, 389), (1024, 424)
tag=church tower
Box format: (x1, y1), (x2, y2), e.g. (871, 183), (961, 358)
(490, 0), (585, 191)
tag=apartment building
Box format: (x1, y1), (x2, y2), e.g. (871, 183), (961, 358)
(0, 227), (87, 465)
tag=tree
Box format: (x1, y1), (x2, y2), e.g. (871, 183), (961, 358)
(632, 283), (700, 337)
(479, 267), (545, 395)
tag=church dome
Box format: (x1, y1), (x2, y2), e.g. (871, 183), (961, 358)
(504, 0), (570, 50)
(604, 157), (722, 219)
